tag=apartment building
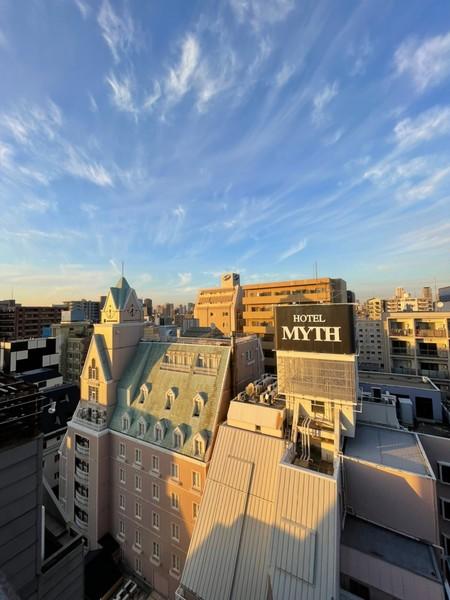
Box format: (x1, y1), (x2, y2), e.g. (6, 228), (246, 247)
(384, 311), (450, 397)
(356, 319), (385, 371)
(242, 277), (347, 373)
(0, 300), (61, 340)
(59, 276), (264, 600)
(62, 300), (101, 324)
(177, 303), (446, 600)
(51, 309), (93, 384)
(386, 288), (433, 312)
(365, 297), (386, 320)
(0, 373), (84, 600)
(194, 273), (242, 335)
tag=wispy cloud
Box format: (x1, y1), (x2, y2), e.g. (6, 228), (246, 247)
(230, 0), (295, 30)
(397, 166), (450, 203)
(74, 0), (90, 19)
(106, 72), (137, 117)
(394, 105), (450, 148)
(88, 93), (98, 112)
(0, 29), (8, 49)
(394, 32), (450, 92)
(312, 81), (339, 126)
(64, 145), (113, 187)
(143, 81), (161, 111)
(279, 238), (307, 261)
(177, 272), (192, 286)
(97, 0), (134, 62)
(166, 34), (200, 101)
(21, 197), (57, 213)
(349, 37), (372, 76)
(274, 63), (296, 88)
(324, 128), (344, 146)
(80, 202), (99, 219)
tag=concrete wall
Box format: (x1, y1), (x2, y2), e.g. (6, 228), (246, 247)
(39, 538), (84, 600)
(0, 436), (43, 600)
(343, 456), (439, 545)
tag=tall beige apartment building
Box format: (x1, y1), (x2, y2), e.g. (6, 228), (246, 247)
(194, 273), (242, 335)
(366, 296), (386, 320)
(59, 277), (264, 599)
(242, 277), (347, 372)
(384, 311), (450, 396)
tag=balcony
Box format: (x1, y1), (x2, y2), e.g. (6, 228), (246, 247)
(415, 328), (447, 338)
(74, 406), (107, 431)
(74, 489), (88, 507)
(390, 347), (414, 356)
(392, 367), (417, 375)
(74, 514), (88, 531)
(390, 328), (413, 336)
(75, 465), (89, 482)
(75, 442), (89, 456)
(419, 369), (449, 380)
(416, 349), (448, 359)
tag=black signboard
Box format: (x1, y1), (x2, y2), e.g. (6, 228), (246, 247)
(274, 304), (355, 354)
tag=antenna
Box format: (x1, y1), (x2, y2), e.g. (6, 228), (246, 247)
(121, 261), (124, 277)
(314, 261), (318, 279)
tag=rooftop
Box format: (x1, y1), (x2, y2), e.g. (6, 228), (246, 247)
(342, 515), (441, 583)
(359, 370), (440, 391)
(345, 423), (431, 476)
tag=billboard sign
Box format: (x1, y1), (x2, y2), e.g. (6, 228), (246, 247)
(274, 304), (355, 354)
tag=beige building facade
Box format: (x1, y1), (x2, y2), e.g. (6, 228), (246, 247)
(384, 311), (450, 396)
(193, 273), (242, 335)
(356, 319), (385, 371)
(242, 277), (347, 372)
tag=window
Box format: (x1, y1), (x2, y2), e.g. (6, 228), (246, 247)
(193, 502), (199, 519)
(441, 498), (450, 521)
(438, 462), (450, 484)
(135, 529), (142, 548)
(193, 399), (201, 417)
(119, 519), (125, 538)
(171, 522), (180, 542)
(170, 463), (179, 480)
(122, 415), (129, 432)
(119, 442), (125, 458)
(88, 386), (98, 402)
(135, 474), (142, 492)
(135, 557), (142, 575)
(311, 400), (325, 416)
(165, 390), (174, 410)
(152, 455), (159, 473)
(88, 359), (97, 380)
(193, 434), (206, 458)
(152, 483), (160, 502)
(135, 501), (142, 520)
(192, 471), (201, 490)
(171, 492), (179, 511)
(138, 419), (146, 438)
(152, 541), (160, 561)
(119, 468), (126, 484)
(152, 511), (160, 530)
(135, 448), (142, 465)
(174, 430), (182, 449)
(119, 494), (125, 510)
(154, 422), (164, 442)
(348, 578), (370, 600)
(171, 553), (180, 574)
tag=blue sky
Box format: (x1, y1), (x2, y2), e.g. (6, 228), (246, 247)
(1, 0), (450, 304)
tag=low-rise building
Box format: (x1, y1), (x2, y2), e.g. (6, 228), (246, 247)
(50, 309), (93, 385)
(356, 319), (385, 371)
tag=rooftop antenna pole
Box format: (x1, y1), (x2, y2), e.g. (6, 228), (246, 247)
(121, 261), (124, 277)
(314, 261), (318, 279)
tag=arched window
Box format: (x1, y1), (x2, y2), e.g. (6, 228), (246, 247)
(88, 358), (97, 380)
(122, 415), (130, 432)
(192, 392), (206, 416)
(165, 388), (176, 410)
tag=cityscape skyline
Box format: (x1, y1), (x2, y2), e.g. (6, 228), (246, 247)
(1, 1), (450, 303)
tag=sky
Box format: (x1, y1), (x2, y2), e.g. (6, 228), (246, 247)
(0, 0), (450, 305)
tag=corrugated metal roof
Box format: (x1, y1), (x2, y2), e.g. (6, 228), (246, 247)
(269, 463), (340, 600)
(180, 425), (287, 600)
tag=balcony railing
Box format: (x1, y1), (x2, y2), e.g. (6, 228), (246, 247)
(419, 369), (449, 380)
(390, 348), (414, 356)
(416, 349), (448, 358)
(75, 442), (89, 456)
(74, 515), (88, 530)
(392, 367), (417, 375)
(75, 465), (89, 482)
(74, 406), (107, 431)
(390, 328), (413, 336)
(416, 328), (447, 338)
(74, 490), (88, 507)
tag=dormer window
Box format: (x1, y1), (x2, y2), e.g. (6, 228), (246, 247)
(173, 426), (184, 449)
(154, 421), (165, 442)
(197, 354), (205, 368)
(139, 383), (151, 404)
(122, 415), (130, 432)
(193, 432), (207, 458)
(88, 358), (98, 380)
(165, 388), (176, 410)
(137, 418), (146, 438)
(192, 393), (206, 417)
